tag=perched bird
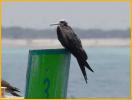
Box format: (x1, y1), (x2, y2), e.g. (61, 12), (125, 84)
(51, 21), (94, 83)
(1, 80), (21, 97)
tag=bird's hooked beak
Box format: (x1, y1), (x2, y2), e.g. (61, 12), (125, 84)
(50, 23), (59, 26)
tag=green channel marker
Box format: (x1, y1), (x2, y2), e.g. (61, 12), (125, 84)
(25, 49), (71, 99)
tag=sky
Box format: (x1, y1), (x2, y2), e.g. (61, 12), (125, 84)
(2, 2), (130, 30)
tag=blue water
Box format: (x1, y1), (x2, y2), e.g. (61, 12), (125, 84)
(2, 47), (130, 98)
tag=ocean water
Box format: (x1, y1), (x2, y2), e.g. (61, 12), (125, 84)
(2, 47), (130, 98)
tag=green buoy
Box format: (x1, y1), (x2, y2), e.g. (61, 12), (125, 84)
(25, 49), (71, 99)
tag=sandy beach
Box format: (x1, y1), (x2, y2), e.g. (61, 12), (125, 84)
(2, 38), (130, 48)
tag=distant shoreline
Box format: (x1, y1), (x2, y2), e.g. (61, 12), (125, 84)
(2, 38), (130, 48)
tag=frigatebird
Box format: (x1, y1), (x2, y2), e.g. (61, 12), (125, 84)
(1, 80), (21, 96)
(51, 21), (94, 83)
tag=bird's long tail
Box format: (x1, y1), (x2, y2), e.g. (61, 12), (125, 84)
(10, 91), (21, 97)
(77, 58), (94, 83)
(84, 61), (94, 72)
(7, 86), (21, 97)
(77, 58), (88, 83)
(11, 87), (20, 92)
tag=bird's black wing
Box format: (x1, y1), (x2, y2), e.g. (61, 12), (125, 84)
(59, 26), (88, 60)
(57, 26), (70, 49)
(2, 80), (20, 92)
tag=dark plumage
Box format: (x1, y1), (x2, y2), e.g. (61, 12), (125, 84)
(51, 21), (94, 83)
(1, 80), (21, 97)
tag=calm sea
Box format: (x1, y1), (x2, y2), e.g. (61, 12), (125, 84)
(2, 47), (130, 98)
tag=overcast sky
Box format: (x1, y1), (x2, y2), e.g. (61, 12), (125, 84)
(2, 2), (130, 30)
